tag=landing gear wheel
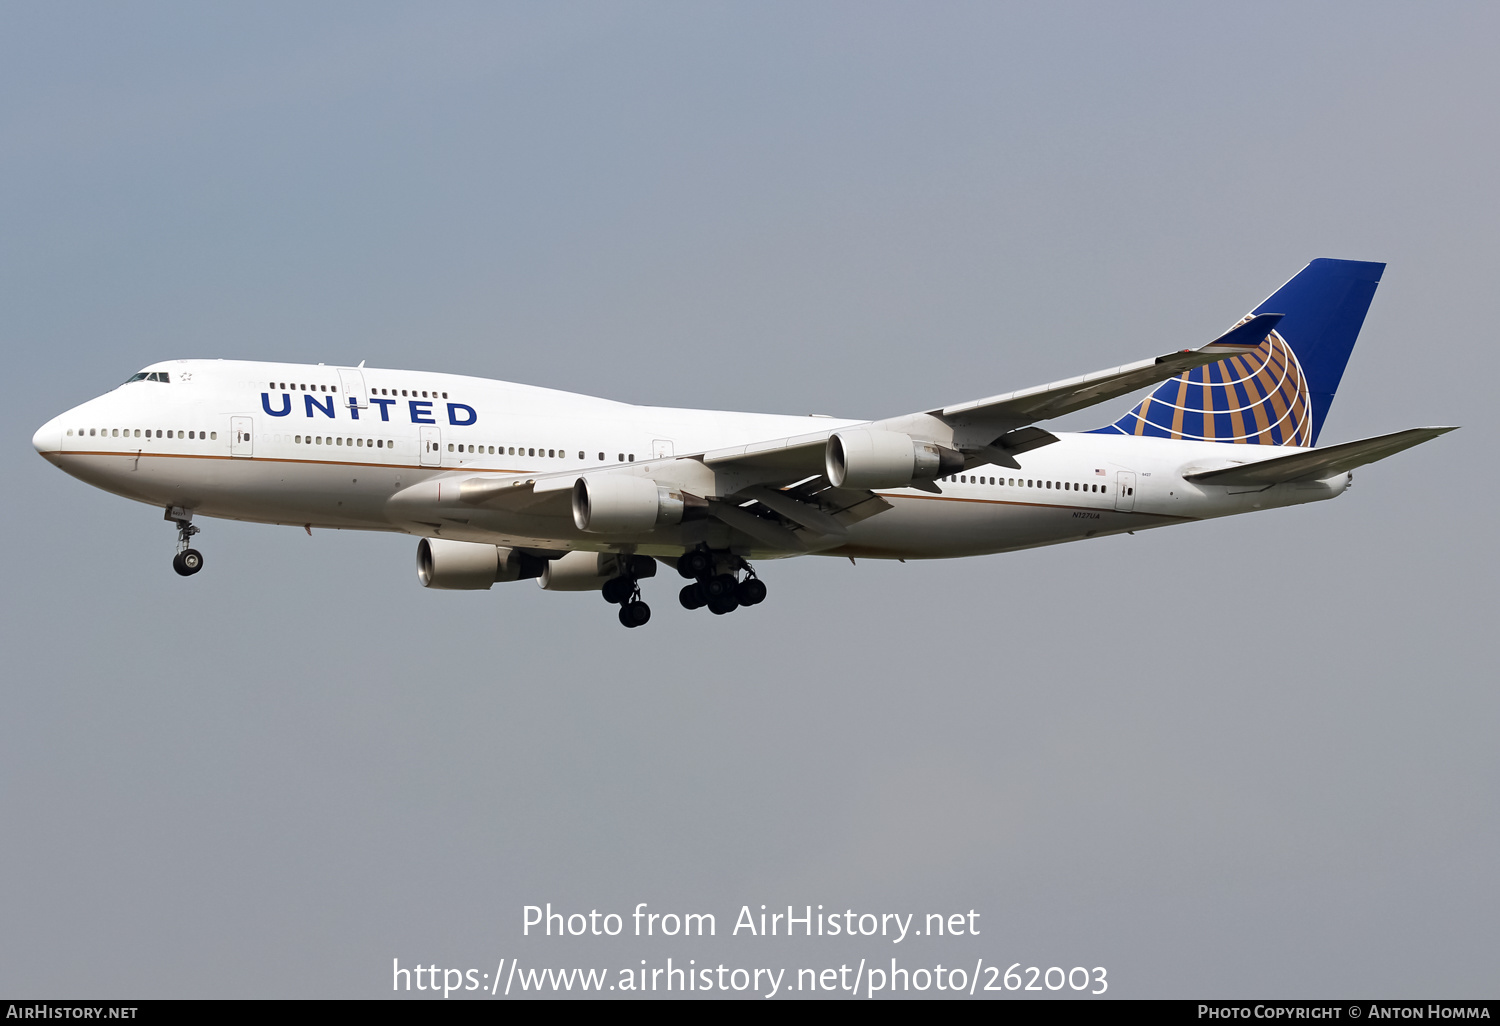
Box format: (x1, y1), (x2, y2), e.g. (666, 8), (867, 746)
(736, 578), (767, 606)
(168, 509), (203, 578)
(704, 573), (738, 600)
(618, 600), (652, 628)
(680, 549), (713, 579)
(173, 549), (204, 577)
(674, 549), (769, 614)
(601, 576), (634, 604)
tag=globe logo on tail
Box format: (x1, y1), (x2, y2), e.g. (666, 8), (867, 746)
(1117, 322), (1313, 446)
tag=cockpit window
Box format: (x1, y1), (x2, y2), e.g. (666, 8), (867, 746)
(124, 371), (170, 384)
(125, 372), (149, 383)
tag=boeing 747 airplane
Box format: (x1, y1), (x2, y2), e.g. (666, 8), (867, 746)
(32, 259), (1453, 627)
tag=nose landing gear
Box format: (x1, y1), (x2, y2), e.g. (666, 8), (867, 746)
(676, 548), (766, 616)
(166, 506), (203, 577)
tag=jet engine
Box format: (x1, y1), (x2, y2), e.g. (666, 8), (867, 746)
(537, 551), (659, 591)
(415, 538), (546, 589)
(536, 551), (603, 591)
(825, 428), (961, 489)
(572, 474), (685, 534)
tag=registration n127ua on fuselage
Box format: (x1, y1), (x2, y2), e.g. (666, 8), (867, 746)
(32, 259), (1453, 627)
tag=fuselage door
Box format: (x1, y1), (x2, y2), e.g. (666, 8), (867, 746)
(652, 439), (674, 460)
(420, 426), (442, 467)
(338, 368), (368, 410)
(231, 417), (253, 457)
(1114, 471), (1136, 511)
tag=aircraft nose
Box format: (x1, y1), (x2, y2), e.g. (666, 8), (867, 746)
(32, 417), (63, 456)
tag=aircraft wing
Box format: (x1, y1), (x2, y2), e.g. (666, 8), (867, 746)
(699, 313), (1283, 478)
(1183, 426), (1457, 485)
(931, 312), (1282, 438)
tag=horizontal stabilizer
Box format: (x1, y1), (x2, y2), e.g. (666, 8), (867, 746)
(1184, 426), (1457, 486)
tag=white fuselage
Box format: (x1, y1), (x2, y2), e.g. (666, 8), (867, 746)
(32, 358), (1348, 560)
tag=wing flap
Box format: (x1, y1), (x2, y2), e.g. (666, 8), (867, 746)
(1183, 426), (1457, 485)
(708, 500), (809, 550)
(737, 485), (849, 536)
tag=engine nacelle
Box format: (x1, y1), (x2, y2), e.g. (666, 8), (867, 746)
(416, 538), (545, 589)
(572, 474), (685, 534)
(537, 551), (659, 591)
(539, 551), (611, 591)
(825, 429), (960, 489)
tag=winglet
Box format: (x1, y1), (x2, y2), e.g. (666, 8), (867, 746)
(1191, 312), (1283, 355)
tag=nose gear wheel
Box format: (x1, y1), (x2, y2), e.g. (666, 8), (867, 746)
(167, 507), (204, 577)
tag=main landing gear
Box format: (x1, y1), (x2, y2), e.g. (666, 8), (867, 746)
(166, 506), (203, 577)
(599, 549), (768, 628)
(676, 548), (767, 616)
(601, 554), (656, 629)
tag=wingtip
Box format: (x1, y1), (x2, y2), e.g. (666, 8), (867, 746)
(1200, 311), (1285, 353)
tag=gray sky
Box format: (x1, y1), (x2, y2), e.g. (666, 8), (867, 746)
(2, 1), (1495, 998)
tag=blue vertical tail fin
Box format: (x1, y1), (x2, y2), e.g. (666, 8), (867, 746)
(1094, 259), (1384, 446)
